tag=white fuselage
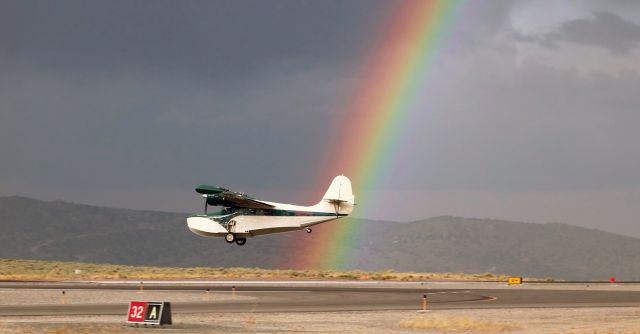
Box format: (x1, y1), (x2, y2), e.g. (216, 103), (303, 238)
(187, 201), (345, 238)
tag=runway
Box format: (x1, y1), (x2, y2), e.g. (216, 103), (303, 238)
(1, 281), (640, 316)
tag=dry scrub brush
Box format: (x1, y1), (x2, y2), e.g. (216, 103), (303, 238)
(399, 314), (520, 332)
(0, 258), (520, 282)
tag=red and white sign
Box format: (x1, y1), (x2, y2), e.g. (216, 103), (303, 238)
(127, 301), (148, 323)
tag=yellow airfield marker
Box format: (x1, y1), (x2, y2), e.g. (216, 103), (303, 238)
(508, 277), (523, 285)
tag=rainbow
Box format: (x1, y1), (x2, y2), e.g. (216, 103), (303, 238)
(283, 0), (466, 270)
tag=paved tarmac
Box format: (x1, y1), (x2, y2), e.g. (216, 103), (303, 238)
(1, 281), (640, 316)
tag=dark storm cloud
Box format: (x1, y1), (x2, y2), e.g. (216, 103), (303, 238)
(404, 61), (640, 192)
(0, 0), (389, 80)
(0, 64), (350, 191)
(0, 0), (390, 192)
(2, 0), (640, 236)
(513, 11), (640, 54)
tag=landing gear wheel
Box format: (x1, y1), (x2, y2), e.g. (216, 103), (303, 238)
(306, 228), (312, 233)
(235, 238), (247, 246)
(225, 233), (235, 243)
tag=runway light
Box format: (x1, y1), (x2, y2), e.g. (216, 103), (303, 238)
(232, 286), (236, 300)
(610, 277), (616, 283)
(422, 294), (428, 311)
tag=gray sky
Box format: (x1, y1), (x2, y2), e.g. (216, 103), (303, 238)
(1, 0), (640, 237)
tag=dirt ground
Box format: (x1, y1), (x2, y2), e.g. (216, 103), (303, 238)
(1, 307), (640, 333)
(1, 284), (640, 333)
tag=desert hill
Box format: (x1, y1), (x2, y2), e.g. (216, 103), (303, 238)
(1, 196), (638, 280)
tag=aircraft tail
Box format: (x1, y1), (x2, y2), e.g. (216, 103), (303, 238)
(316, 175), (355, 216)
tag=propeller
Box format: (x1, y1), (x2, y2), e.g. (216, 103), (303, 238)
(203, 194), (208, 214)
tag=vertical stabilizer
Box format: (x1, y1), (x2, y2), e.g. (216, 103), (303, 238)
(317, 175), (355, 215)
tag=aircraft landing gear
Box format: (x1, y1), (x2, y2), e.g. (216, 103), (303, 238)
(235, 238), (247, 246)
(225, 233), (235, 243)
(306, 228), (312, 233)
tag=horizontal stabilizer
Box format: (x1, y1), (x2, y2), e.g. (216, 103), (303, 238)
(325, 199), (349, 204)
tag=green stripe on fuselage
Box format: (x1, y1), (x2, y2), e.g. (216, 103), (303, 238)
(189, 208), (347, 218)
(268, 209), (347, 217)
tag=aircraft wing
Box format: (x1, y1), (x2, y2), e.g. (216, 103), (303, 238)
(195, 185), (230, 195)
(196, 185), (274, 209)
(217, 192), (274, 209)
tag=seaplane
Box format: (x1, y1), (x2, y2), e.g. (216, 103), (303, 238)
(186, 175), (355, 245)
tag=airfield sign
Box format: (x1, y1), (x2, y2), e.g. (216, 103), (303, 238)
(127, 301), (172, 325)
(508, 277), (523, 285)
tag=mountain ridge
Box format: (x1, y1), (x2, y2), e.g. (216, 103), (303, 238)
(1, 196), (638, 280)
